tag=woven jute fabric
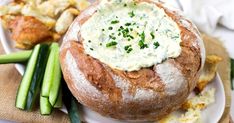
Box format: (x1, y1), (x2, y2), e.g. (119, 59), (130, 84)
(201, 34), (232, 123)
(0, 34), (232, 122)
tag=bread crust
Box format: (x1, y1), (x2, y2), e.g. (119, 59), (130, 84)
(60, 0), (205, 121)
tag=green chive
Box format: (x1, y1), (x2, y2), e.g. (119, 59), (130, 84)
(108, 27), (113, 30)
(138, 41), (144, 49)
(127, 48), (133, 53)
(124, 45), (131, 50)
(150, 32), (155, 39)
(153, 42), (160, 49)
(125, 23), (131, 26)
(128, 11), (135, 18)
(124, 45), (133, 53)
(138, 31), (147, 49)
(140, 31), (145, 42)
(106, 41), (117, 47)
(109, 35), (116, 40)
(127, 35), (134, 39)
(111, 20), (119, 24)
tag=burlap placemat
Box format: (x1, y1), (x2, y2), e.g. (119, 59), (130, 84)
(201, 34), (232, 123)
(0, 34), (232, 122)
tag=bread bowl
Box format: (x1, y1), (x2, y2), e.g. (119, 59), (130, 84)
(60, 0), (205, 121)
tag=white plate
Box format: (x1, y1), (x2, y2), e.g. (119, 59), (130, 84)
(0, 1), (226, 122)
(0, 20), (226, 123)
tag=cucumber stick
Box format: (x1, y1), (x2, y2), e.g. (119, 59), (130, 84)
(26, 45), (49, 110)
(49, 46), (61, 106)
(41, 43), (61, 106)
(40, 96), (52, 115)
(15, 45), (41, 109)
(0, 50), (32, 64)
(54, 87), (62, 108)
(41, 45), (56, 97)
(68, 97), (81, 123)
(62, 79), (81, 123)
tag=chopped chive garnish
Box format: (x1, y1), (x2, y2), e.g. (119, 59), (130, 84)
(106, 41), (117, 47)
(102, 29), (105, 31)
(111, 20), (119, 24)
(124, 3), (127, 7)
(124, 45), (131, 50)
(109, 35), (116, 40)
(138, 31), (148, 49)
(127, 48), (133, 53)
(150, 32), (155, 39)
(138, 41), (148, 49)
(90, 48), (93, 50)
(122, 28), (129, 38)
(99, 43), (102, 46)
(139, 31), (145, 42)
(88, 40), (91, 43)
(153, 42), (160, 49)
(128, 11), (135, 18)
(128, 35), (134, 39)
(125, 23), (131, 26)
(108, 27), (113, 30)
(124, 45), (133, 53)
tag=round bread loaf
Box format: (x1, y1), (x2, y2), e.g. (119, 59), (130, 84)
(60, 0), (205, 121)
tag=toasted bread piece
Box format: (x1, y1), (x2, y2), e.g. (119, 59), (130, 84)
(7, 16), (59, 49)
(195, 55), (222, 92)
(181, 88), (215, 110)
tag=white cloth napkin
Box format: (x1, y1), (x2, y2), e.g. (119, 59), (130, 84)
(164, 0), (234, 59)
(178, 0), (234, 34)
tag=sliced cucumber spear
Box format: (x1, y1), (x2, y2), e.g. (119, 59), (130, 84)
(49, 45), (61, 106)
(54, 87), (62, 108)
(15, 45), (40, 109)
(41, 43), (61, 106)
(62, 78), (81, 123)
(0, 50), (32, 64)
(40, 96), (52, 115)
(41, 44), (56, 97)
(26, 45), (49, 110)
